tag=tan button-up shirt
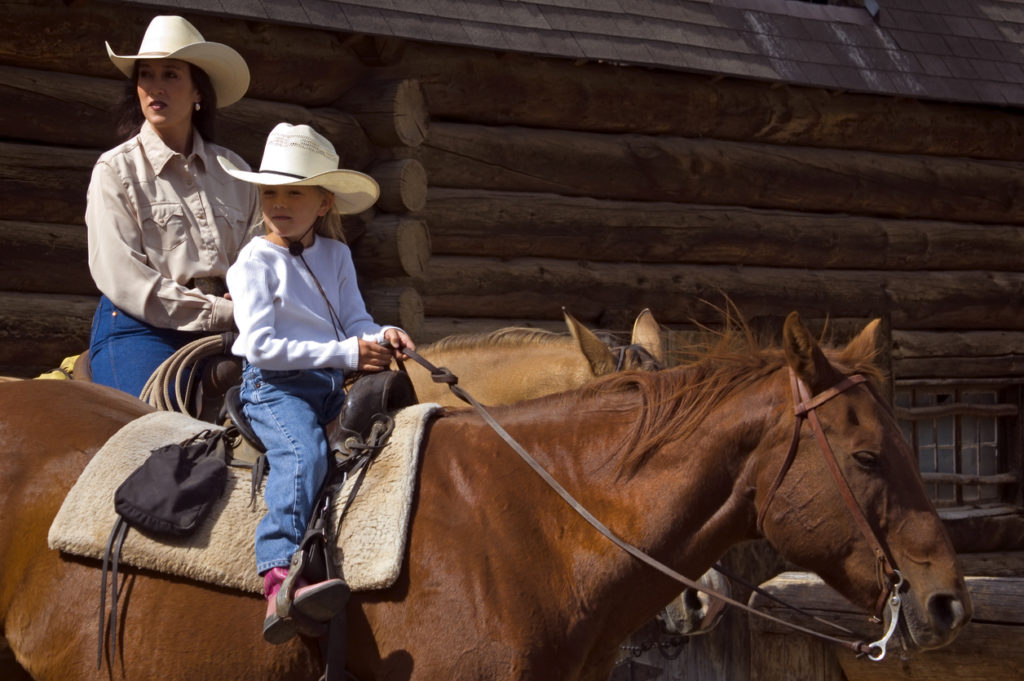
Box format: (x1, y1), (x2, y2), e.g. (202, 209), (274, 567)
(86, 122), (260, 332)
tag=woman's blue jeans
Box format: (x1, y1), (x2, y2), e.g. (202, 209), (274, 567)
(241, 363), (347, 574)
(89, 295), (205, 398)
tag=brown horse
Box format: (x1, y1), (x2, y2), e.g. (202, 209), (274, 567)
(0, 312), (970, 681)
(407, 309), (664, 407)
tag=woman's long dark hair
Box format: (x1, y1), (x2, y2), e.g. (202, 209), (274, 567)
(115, 62), (218, 143)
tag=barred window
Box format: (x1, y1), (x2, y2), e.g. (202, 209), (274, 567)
(895, 382), (1022, 513)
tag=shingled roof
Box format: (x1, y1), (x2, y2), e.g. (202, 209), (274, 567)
(125, 0), (1024, 108)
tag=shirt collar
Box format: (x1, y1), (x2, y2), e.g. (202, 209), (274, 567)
(139, 121), (209, 174)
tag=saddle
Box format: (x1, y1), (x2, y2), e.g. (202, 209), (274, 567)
(221, 369), (419, 462)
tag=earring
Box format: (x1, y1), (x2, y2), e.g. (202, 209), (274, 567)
(194, 101), (201, 111)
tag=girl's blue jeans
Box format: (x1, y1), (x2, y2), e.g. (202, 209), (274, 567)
(89, 295), (205, 398)
(240, 362), (347, 574)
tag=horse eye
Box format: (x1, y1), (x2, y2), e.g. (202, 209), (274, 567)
(852, 450), (880, 469)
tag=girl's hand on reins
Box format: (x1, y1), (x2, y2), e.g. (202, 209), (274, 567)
(382, 328), (415, 361)
(357, 338), (395, 371)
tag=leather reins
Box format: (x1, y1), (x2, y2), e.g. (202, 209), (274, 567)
(400, 348), (904, 660)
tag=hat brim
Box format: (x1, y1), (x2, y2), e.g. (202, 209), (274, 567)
(107, 41), (250, 108)
(218, 156), (380, 215)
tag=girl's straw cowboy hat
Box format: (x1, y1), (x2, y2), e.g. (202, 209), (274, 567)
(218, 123), (380, 215)
(107, 15), (250, 108)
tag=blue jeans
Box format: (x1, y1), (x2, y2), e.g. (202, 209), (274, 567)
(89, 295), (205, 398)
(241, 363), (347, 574)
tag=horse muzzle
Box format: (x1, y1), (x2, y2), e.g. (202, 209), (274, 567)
(897, 582), (972, 653)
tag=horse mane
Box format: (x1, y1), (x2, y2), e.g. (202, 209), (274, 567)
(421, 327), (578, 353)
(422, 326), (625, 353)
(582, 316), (885, 471)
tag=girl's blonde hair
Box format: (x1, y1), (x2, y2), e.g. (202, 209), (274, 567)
(315, 187), (347, 244)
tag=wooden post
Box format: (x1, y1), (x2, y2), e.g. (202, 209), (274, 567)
(337, 78), (429, 148)
(360, 285), (424, 339)
(369, 159), (428, 213)
(351, 215), (431, 279)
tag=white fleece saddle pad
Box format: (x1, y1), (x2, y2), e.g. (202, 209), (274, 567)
(48, 402), (441, 594)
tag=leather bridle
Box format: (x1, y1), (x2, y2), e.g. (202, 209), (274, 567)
(758, 370), (903, 615)
(401, 348), (906, 660)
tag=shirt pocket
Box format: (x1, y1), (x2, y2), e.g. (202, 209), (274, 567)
(213, 203), (252, 239)
(139, 202), (188, 252)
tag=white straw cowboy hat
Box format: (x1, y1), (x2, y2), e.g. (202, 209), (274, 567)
(107, 15), (250, 108)
(218, 123), (380, 214)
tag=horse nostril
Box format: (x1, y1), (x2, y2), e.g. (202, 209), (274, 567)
(928, 593), (968, 631)
(682, 587), (704, 612)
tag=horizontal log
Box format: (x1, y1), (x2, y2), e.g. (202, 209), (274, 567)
(422, 188), (1024, 271)
(894, 329), (1024, 358)
(920, 472), (1019, 486)
(892, 357), (1024, 380)
(418, 256), (1024, 331)
(0, 1), (365, 106)
(0, 220), (94, 294)
(956, 551), (1024, 577)
(351, 216), (430, 279)
(0, 292), (96, 376)
(0, 65), (122, 150)
(337, 78), (429, 148)
(751, 572), (1024, 628)
(943, 511), (1024, 553)
(896, 404), (1019, 420)
(389, 42), (1024, 161)
(369, 159), (428, 214)
(749, 573), (1024, 681)
(892, 328), (1024, 377)
(0, 65), (376, 172)
(360, 285), (424, 340)
(0, 141), (95, 224)
(419, 123), (1024, 225)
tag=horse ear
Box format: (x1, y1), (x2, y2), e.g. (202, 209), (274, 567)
(631, 309), (666, 365)
(782, 311), (833, 391)
(839, 318), (882, 366)
(563, 309), (616, 376)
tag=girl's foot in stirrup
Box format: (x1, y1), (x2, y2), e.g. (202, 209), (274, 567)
(293, 577), (350, 621)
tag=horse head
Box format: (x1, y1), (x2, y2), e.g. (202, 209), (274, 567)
(563, 308), (665, 375)
(757, 311), (971, 653)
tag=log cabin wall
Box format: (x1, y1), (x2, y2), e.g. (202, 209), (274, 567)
(386, 41), (1024, 376)
(0, 0), (431, 373)
(2, 0), (1023, 383)
(1, 0), (1021, 531)
(2, 2), (1023, 680)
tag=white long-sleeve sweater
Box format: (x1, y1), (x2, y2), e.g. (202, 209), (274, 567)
(226, 235), (393, 371)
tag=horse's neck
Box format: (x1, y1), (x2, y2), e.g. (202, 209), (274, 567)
(516, 378), (771, 628)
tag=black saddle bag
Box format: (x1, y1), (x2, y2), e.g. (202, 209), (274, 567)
(97, 427), (232, 669)
(114, 427), (231, 536)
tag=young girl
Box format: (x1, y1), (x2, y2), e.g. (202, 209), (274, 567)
(222, 123), (415, 643)
(88, 15), (259, 396)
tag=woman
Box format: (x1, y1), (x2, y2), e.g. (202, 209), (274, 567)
(86, 15), (260, 397)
